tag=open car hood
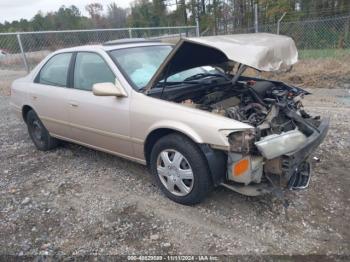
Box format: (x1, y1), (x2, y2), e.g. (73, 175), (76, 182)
(145, 33), (298, 92)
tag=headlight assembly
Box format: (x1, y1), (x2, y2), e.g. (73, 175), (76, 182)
(254, 129), (307, 159)
(221, 129), (255, 153)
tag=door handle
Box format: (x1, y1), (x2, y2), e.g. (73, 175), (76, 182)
(69, 101), (79, 107)
(32, 95), (38, 100)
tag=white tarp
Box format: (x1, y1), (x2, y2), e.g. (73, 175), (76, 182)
(186, 33), (298, 71)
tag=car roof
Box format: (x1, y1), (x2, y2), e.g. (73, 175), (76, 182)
(55, 41), (171, 53)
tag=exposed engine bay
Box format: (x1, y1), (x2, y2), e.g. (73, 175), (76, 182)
(177, 78), (321, 137)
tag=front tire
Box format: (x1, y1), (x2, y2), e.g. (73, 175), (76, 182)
(150, 134), (212, 205)
(26, 110), (59, 151)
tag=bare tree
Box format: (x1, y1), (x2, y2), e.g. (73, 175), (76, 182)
(107, 3), (127, 28)
(85, 3), (104, 27)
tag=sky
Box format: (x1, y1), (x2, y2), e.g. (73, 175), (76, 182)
(0, 0), (134, 23)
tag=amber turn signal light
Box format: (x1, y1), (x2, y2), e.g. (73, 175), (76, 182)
(233, 158), (249, 176)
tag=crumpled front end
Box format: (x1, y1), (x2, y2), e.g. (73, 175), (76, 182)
(223, 117), (329, 196)
(220, 83), (329, 196)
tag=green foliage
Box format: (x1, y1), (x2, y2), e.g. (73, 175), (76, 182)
(127, 0), (154, 27)
(0, 5), (91, 32)
(0, 0), (349, 34)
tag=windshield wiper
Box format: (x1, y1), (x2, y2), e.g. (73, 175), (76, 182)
(143, 75), (222, 92)
(154, 80), (206, 88)
(184, 73), (230, 82)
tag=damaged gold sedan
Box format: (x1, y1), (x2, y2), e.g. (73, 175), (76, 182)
(11, 34), (329, 205)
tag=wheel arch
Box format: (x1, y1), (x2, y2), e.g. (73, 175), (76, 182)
(144, 128), (198, 167)
(22, 105), (34, 123)
(144, 127), (227, 186)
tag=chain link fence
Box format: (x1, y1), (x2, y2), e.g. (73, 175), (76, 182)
(212, 15), (350, 52)
(262, 15), (350, 50)
(0, 26), (197, 94)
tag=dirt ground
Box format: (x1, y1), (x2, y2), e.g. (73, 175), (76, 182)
(0, 69), (26, 96)
(0, 76), (349, 258)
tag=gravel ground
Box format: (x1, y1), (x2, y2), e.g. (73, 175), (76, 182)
(0, 89), (349, 257)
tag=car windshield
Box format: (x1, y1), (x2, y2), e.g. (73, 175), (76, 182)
(110, 45), (172, 90)
(110, 45), (221, 90)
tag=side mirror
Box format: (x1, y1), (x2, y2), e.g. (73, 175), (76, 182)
(92, 82), (127, 97)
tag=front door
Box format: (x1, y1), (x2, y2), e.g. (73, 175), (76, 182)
(68, 52), (133, 157)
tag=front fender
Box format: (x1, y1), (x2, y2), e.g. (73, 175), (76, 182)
(147, 120), (204, 144)
(131, 91), (252, 150)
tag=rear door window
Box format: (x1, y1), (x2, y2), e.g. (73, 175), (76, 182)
(38, 53), (72, 87)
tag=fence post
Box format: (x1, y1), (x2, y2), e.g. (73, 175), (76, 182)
(195, 17), (200, 37)
(277, 12), (287, 35)
(128, 28), (133, 38)
(16, 33), (29, 73)
(254, 4), (258, 33)
(345, 15), (350, 47)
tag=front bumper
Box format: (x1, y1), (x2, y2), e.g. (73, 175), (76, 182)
(282, 117), (329, 181)
(222, 117), (329, 196)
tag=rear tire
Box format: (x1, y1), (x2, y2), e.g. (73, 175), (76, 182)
(150, 133), (212, 205)
(26, 110), (59, 151)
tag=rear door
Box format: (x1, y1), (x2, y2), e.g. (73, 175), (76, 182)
(29, 52), (73, 138)
(67, 51), (133, 157)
